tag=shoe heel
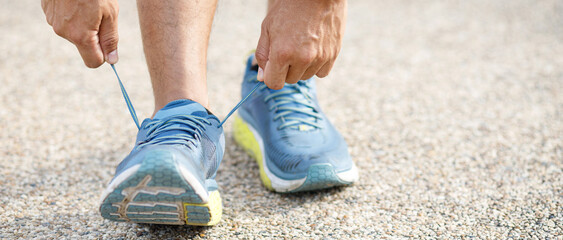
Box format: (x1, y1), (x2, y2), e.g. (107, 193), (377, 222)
(100, 150), (223, 225)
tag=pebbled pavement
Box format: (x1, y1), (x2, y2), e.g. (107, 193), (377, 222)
(0, 0), (561, 239)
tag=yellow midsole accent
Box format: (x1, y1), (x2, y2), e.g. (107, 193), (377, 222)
(233, 115), (273, 190)
(183, 191), (222, 226)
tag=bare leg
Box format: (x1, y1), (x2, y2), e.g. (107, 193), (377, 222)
(137, 0), (218, 115)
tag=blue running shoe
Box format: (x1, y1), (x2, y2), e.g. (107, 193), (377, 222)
(233, 55), (359, 193)
(99, 99), (225, 225)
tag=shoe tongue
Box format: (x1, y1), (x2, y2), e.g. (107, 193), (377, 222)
(153, 99), (208, 120)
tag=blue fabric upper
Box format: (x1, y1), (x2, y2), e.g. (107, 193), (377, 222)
(113, 99), (225, 184)
(239, 56), (353, 180)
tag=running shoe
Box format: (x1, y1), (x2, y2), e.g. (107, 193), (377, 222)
(233, 55), (359, 193)
(99, 99), (225, 225)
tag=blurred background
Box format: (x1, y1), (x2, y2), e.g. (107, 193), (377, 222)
(0, 0), (561, 239)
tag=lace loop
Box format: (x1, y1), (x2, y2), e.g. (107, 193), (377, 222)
(111, 64), (258, 130)
(218, 81), (264, 128)
(111, 64), (140, 130)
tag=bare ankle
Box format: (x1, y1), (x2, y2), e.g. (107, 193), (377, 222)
(152, 92), (209, 118)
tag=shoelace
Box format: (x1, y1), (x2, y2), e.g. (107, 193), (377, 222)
(110, 64), (262, 132)
(261, 82), (322, 130)
(138, 115), (211, 147)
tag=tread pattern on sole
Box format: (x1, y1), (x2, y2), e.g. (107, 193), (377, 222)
(100, 150), (222, 226)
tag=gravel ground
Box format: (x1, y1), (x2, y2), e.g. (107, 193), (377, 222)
(1, 0), (562, 239)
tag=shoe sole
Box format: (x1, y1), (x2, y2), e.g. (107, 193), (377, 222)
(99, 150), (222, 225)
(233, 115), (358, 193)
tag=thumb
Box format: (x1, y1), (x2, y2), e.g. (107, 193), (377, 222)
(255, 26), (270, 71)
(99, 9), (119, 64)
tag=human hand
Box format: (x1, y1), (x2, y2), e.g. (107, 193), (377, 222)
(41, 0), (119, 68)
(255, 0), (347, 90)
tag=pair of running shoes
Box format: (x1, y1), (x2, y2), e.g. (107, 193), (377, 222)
(99, 55), (359, 225)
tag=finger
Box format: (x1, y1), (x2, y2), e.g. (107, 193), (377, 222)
(41, 0), (47, 12)
(316, 60), (335, 78)
(74, 32), (105, 68)
(301, 61), (324, 80)
(264, 59), (288, 90)
(42, 0), (55, 25)
(99, 5), (119, 64)
(285, 64), (308, 84)
(255, 22), (270, 70)
(257, 67), (264, 82)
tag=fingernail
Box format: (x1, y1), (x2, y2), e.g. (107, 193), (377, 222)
(257, 67), (264, 81)
(106, 50), (118, 64)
